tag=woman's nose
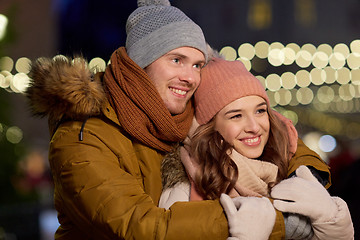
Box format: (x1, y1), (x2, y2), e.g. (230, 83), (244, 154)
(244, 116), (260, 133)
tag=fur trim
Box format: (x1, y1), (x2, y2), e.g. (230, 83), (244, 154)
(161, 145), (189, 190)
(26, 56), (106, 124)
(206, 44), (225, 61)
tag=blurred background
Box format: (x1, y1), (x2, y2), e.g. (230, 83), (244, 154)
(0, 0), (359, 239)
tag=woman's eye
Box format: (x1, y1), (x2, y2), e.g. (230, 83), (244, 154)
(257, 108), (267, 114)
(230, 114), (242, 119)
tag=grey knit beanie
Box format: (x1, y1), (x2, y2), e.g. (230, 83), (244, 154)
(126, 0), (208, 68)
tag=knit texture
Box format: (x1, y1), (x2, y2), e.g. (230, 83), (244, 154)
(126, 0), (207, 68)
(103, 47), (194, 152)
(195, 58), (269, 125)
(229, 150), (278, 198)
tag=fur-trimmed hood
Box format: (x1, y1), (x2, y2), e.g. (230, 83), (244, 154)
(26, 56), (107, 131)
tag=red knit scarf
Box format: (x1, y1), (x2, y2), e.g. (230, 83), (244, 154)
(103, 47), (194, 152)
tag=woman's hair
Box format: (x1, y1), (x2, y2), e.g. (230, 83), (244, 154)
(190, 106), (290, 200)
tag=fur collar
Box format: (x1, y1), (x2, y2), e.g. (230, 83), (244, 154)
(161, 145), (189, 190)
(26, 57), (107, 127)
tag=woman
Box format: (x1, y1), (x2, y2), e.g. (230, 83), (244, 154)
(160, 57), (354, 239)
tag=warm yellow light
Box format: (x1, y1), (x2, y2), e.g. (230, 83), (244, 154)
(281, 72), (296, 89)
(268, 48), (284, 66)
(286, 43), (301, 54)
(89, 57), (106, 73)
(317, 86), (335, 104)
(274, 88), (292, 106)
(266, 90), (277, 107)
(312, 51), (329, 69)
(295, 50), (312, 68)
(296, 87), (314, 105)
(256, 75), (266, 89)
(289, 89), (299, 106)
(296, 70), (311, 88)
(337, 68), (350, 85)
(302, 43), (316, 55)
(0, 71), (12, 89)
(265, 73), (282, 91)
(0, 56), (14, 72)
(353, 84), (360, 98)
(254, 41), (269, 59)
(317, 43), (333, 56)
(350, 39), (360, 54)
(339, 84), (355, 101)
(324, 67), (337, 84)
(15, 57), (31, 74)
(269, 42), (284, 50)
(329, 52), (346, 69)
(238, 43), (255, 60)
(282, 110), (298, 125)
(219, 46), (237, 60)
(0, 14), (8, 41)
(347, 52), (360, 69)
(11, 73), (30, 93)
(6, 126), (23, 144)
(283, 47), (296, 65)
(310, 68), (326, 85)
(334, 43), (350, 58)
(351, 69), (360, 85)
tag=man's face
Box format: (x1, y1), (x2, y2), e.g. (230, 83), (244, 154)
(145, 47), (205, 115)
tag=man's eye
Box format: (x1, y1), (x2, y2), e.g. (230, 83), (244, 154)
(194, 63), (204, 69)
(173, 58), (180, 63)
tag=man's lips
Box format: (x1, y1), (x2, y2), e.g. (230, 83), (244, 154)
(169, 87), (188, 96)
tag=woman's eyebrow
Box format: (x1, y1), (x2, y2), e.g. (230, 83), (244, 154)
(224, 101), (267, 115)
(224, 109), (242, 115)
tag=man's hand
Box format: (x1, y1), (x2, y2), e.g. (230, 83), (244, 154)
(220, 194), (276, 240)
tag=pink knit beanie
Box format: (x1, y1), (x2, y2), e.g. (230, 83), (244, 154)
(195, 58), (269, 125)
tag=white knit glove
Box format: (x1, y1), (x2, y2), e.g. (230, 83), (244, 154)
(220, 194), (276, 240)
(271, 165), (337, 224)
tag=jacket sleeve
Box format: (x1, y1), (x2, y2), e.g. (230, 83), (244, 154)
(49, 124), (229, 240)
(288, 138), (331, 188)
(312, 197), (354, 240)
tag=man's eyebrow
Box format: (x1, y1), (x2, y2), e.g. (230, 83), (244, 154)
(167, 52), (205, 65)
(167, 52), (186, 58)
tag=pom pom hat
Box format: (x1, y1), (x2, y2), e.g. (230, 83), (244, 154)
(195, 58), (269, 125)
(126, 0), (208, 68)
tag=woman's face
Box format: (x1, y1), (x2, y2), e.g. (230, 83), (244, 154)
(215, 95), (270, 159)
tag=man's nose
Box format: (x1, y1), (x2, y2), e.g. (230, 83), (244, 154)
(179, 66), (199, 84)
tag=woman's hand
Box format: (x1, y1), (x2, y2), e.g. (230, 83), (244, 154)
(271, 165), (337, 223)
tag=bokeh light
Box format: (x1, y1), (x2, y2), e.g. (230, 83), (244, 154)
(0, 14), (8, 40)
(6, 126), (23, 144)
(219, 46), (237, 60)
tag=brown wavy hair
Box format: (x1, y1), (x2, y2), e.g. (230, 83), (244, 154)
(190, 107), (290, 200)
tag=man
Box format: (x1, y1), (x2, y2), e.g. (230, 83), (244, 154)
(26, 0), (331, 239)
